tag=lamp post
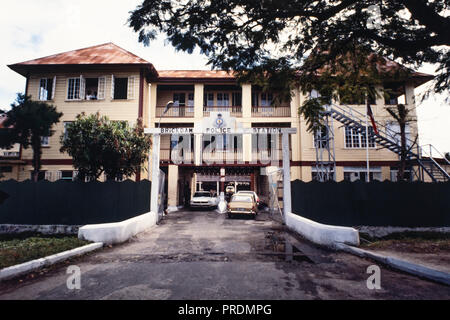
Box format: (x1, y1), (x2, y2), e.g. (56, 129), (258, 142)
(151, 101), (174, 220)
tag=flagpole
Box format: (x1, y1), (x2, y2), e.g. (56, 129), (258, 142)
(365, 101), (370, 182)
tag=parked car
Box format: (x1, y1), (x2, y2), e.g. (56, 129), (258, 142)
(190, 191), (219, 210)
(236, 191), (260, 206)
(227, 194), (258, 218)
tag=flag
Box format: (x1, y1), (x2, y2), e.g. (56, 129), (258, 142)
(367, 104), (379, 135)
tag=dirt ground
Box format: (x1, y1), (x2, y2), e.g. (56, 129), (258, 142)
(1, 210), (449, 300)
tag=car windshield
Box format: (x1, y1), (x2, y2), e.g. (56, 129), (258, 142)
(194, 192), (211, 198)
(231, 195), (253, 203)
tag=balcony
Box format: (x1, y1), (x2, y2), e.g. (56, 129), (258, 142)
(203, 106), (242, 118)
(156, 106), (194, 118)
(251, 106), (291, 117)
(160, 149), (195, 163)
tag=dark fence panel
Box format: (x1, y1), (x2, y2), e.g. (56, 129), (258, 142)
(0, 180), (151, 225)
(291, 180), (450, 227)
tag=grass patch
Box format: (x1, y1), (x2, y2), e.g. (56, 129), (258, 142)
(360, 231), (450, 253)
(0, 233), (91, 269)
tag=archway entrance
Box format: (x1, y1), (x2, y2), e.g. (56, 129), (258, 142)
(145, 112), (296, 223)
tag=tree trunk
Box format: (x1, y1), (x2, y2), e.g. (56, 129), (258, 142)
(32, 136), (42, 182)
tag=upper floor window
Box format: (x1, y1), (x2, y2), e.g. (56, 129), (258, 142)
(67, 78), (81, 100)
(232, 92), (242, 106)
(217, 93), (230, 107)
(41, 136), (50, 147)
(173, 93), (186, 107)
(345, 126), (376, 148)
(39, 77), (56, 101)
(112, 76), (135, 100)
(314, 126), (329, 149)
(67, 76), (106, 101)
(384, 83), (406, 105)
(63, 122), (74, 141)
(260, 93), (273, 107)
(204, 93), (214, 107)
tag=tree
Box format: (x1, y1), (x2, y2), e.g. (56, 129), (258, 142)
(0, 94), (63, 182)
(129, 0), (449, 94)
(445, 152), (450, 162)
(60, 113), (151, 181)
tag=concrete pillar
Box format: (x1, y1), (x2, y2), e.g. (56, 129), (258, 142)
(242, 83), (252, 118)
(167, 165), (179, 210)
(194, 84), (204, 120)
(282, 133), (292, 224)
(290, 87), (300, 119)
(150, 84), (158, 127)
(150, 134), (161, 216)
(242, 122), (252, 163)
(194, 134), (202, 166)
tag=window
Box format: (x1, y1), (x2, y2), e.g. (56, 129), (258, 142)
(188, 93), (194, 112)
(384, 83), (406, 105)
(344, 167), (382, 182)
(261, 93), (273, 107)
(386, 122), (412, 148)
(204, 93), (214, 107)
(217, 93), (230, 108)
(112, 76), (135, 100)
(345, 126), (376, 148)
(60, 171), (74, 181)
(173, 93), (186, 107)
(252, 92), (259, 107)
(311, 167), (335, 182)
(67, 78), (81, 100)
(85, 78), (99, 100)
(390, 167), (413, 182)
(63, 122), (74, 140)
(232, 92), (242, 106)
(39, 77), (55, 101)
(314, 127), (329, 149)
(41, 136), (50, 147)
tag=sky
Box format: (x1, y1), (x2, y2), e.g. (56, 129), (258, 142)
(0, 0), (449, 154)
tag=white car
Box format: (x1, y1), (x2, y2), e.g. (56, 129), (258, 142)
(190, 191), (219, 209)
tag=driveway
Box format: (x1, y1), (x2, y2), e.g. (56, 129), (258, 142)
(0, 210), (449, 300)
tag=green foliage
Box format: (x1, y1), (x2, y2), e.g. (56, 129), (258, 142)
(0, 94), (63, 181)
(129, 0), (449, 94)
(60, 113), (151, 181)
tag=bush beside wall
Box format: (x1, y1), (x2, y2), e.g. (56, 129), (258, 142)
(0, 180), (151, 225)
(291, 180), (450, 227)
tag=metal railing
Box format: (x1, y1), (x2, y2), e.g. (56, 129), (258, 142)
(156, 106), (194, 118)
(252, 106), (291, 117)
(203, 106), (242, 117)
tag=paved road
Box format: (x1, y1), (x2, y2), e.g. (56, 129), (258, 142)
(0, 210), (449, 300)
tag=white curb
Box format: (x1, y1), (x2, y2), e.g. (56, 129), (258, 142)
(0, 242), (103, 282)
(336, 243), (450, 286)
(286, 212), (360, 247)
(78, 212), (157, 245)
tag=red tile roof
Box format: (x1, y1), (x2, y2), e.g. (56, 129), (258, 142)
(158, 70), (235, 79)
(9, 43), (158, 77)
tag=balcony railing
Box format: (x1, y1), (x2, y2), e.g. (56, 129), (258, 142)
(160, 149), (194, 163)
(156, 106), (194, 118)
(251, 106), (291, 117)
(203, 106), (242, 117)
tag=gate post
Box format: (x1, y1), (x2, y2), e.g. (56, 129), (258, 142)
(151, 133), (161, 216)
(282, 132), (292, 224)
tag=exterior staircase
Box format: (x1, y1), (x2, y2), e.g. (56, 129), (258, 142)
(324, 104), (450, 183)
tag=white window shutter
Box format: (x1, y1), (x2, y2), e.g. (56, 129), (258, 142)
(52, 76), (56, 100)
(38, 79), (43, 100)
(127, 76), (135, 100)
(111, 75), (115, 100)
(45, 171), (52, 181)
(80, 75), (86, 100)
(98, 76), (106, 100)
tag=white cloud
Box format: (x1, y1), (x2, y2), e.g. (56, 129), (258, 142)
(0, 0), (209, 108)
(0, 1), (448, 154)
